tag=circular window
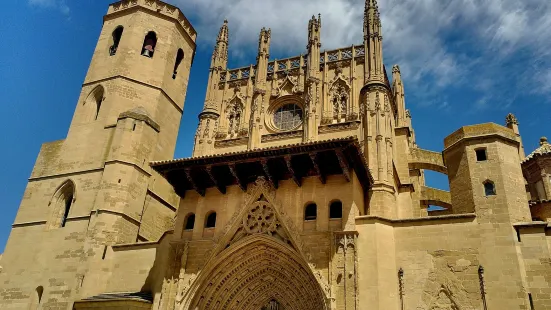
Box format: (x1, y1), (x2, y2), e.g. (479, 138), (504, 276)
(273, 104), (303, 131)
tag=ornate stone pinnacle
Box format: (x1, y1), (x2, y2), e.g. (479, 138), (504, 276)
(392, 65), (400, 73)
(505, 113), (518, 126)
(541, 137), (548, 146)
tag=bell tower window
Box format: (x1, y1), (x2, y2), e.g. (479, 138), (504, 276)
(173, 48), (184, 79)
(141, 31), (157, 58)
(109, 26), (124, 56)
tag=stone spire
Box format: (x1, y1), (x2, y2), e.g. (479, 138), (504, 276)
(303, 14), (322, 142)
(392, 65), (407, 127)
(194, 20), (229, 156)
(255, 27), (271, 87)
(363, 0), (384, 84)
(249, 27), (272, 150)
(306, 14), (321, 79)
(211, 20), (229, 70)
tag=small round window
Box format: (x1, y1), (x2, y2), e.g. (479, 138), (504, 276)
(273, 104), (303, 131)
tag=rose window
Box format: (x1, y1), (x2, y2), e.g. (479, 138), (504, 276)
(273, 104), (303, 131)
(244, 202), (277, 234)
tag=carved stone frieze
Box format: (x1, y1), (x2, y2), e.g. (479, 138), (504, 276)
(261, 130), (303, 142)
(214, 137), (248, 148)
(318, 121), (360, 133)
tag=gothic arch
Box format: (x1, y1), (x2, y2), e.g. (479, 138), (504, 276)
(179, 178), (330, 310)
(185, 235), (329, 310)
(48, 179), (76, 229)
(82, 85), (105, 122)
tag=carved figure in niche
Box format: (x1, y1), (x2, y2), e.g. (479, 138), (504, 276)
(202, 119), (210, 138)
(329, 78), (350, 123)
(225, 97), (244, 138)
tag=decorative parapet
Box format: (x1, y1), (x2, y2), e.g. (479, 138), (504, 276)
(220, 66), (256, 83)
(220, 44), (366, 83)
(108, 0), (197, 42)
(420, 186), (452, 209)
(408, 148), (447, 174)
(261, 130), (303, 143)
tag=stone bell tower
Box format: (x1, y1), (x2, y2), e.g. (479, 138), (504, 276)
(0, 1), (196, 309)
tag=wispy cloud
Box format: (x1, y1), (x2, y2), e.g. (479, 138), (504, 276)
(172, 0), (551, 110)
(28, 0), (70, 16)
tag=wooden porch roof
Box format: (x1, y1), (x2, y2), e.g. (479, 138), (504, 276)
(151, 136), (373, 198)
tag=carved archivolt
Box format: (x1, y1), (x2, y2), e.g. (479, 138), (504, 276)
(183, 235), (329, 310)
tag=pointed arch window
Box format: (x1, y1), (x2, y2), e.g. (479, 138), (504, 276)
(141, 31), (157, 58)
(184, 213), (195, 230)
(173, 48), (184, 79)
(29, 286), (43, 310)
(48, 180), (75, 229)
(83, 85), (104, 121)
(109, 26), (124, 56)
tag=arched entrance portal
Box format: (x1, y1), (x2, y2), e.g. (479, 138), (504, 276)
(187, 235), (328, 310)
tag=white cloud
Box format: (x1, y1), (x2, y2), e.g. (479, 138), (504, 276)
(28, 0), (70, 16)
(171, 0), (551, 108)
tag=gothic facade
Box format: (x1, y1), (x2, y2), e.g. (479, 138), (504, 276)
(1, 0), (551, 309)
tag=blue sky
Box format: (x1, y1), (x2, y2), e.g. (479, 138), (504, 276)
(0, 0), (549, 251)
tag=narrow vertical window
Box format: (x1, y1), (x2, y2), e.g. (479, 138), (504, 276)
(305, 203), (317, 221)
(141, 31), (157, 58)
(205, 212), (217, 228)
(484, 181), (496, 197)
(330, 200), (343, 219)
(61, 192), (73, 227)
(109, 26), (124, 56)
(476, 149), (487, 161)
(173, 48), (184, 79)
(184, 213), (195, 230)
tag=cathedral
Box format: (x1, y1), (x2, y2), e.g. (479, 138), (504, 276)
(1, 0), (551, 309)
